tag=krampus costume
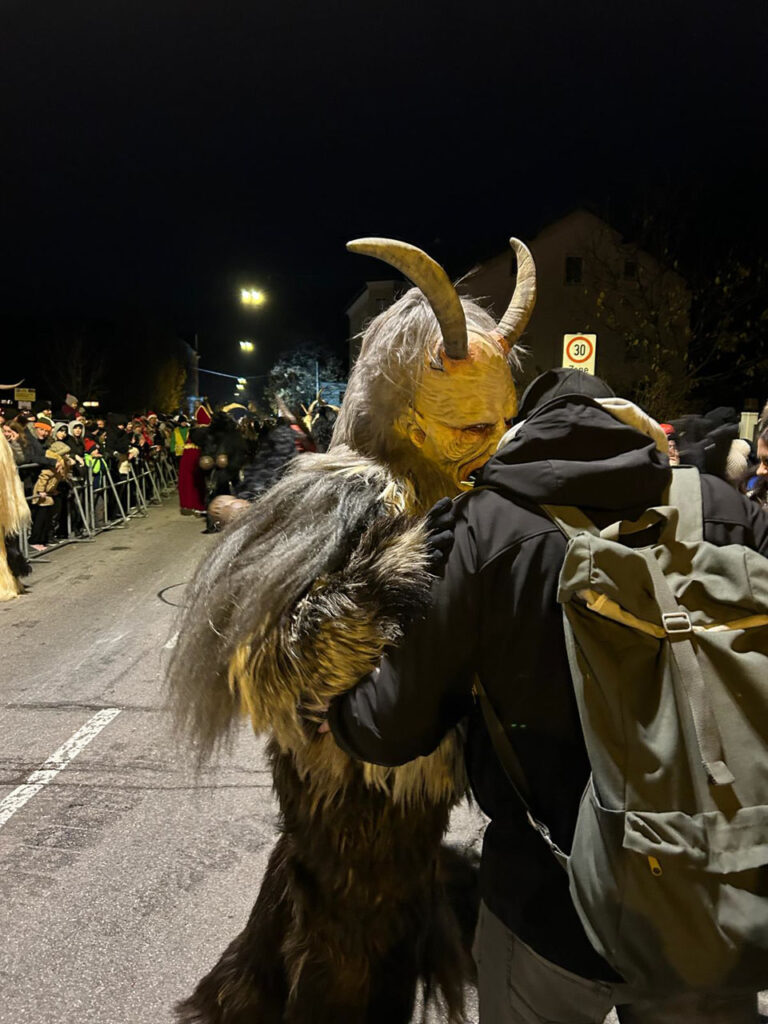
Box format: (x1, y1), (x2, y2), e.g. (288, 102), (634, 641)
(197, 411), (250, 501)
(168, 236), (536, 1023)
(0, 385), (32, 600)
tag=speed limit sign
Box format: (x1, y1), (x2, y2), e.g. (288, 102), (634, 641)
(562, 334), (596, 375)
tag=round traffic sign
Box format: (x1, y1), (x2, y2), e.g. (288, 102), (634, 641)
(566, 335), (594, 364)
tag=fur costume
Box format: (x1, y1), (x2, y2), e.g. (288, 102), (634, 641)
(0, 432), (31, 600)
(168, 237), (537, 1022)
(170, 451), (473, 1022)
(197, 411), (249, 501)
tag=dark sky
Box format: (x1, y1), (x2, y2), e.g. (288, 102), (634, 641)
(1, 0), (766, 378)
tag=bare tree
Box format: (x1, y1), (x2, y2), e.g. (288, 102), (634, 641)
(41, 335), (108, 405)
(150, 357), (188, 412)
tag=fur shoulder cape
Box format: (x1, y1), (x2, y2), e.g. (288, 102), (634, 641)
(167, 446), (465, 808)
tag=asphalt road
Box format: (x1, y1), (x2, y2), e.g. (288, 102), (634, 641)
(0, 500), (484, 1024)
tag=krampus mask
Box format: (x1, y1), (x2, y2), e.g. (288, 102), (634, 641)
(334, 237), (536, 507)
(169, 236), (536, 1024)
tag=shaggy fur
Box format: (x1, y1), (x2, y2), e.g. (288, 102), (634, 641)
(168, 449), (474, 1023)
(0, 434), (31, 601)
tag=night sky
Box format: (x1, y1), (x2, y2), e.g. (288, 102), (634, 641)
(1, 0), (766, 384)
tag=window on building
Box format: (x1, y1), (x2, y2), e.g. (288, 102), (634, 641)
(623, 259), (638, 281)
(565, 256), (583, 285)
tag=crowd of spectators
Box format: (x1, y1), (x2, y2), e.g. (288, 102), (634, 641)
(0, 399), (181, 551)
(0, 391), (342, 553)
(656, 401), (768, 510)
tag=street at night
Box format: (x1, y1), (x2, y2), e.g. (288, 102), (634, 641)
(2, 2), (768, 1022)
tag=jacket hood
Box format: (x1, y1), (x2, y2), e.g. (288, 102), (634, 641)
(476, 395), (671, 514)
(48, 422), (71, 445)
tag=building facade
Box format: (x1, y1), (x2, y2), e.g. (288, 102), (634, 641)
(346, 210), (690, 405)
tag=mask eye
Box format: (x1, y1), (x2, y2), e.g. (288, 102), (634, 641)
(462, 423), (492, 436)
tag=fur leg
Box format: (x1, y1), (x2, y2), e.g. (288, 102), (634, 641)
(174, 843), (291, 1023)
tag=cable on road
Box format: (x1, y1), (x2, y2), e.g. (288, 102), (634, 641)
(157, 582), (189, 607)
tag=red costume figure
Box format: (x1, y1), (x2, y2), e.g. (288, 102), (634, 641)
(177, 403), (212, 515)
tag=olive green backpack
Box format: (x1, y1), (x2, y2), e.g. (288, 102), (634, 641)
(481, 466), (768, 993)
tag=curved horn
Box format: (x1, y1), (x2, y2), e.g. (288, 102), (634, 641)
(496, 239), (537, 345)
(0, 380), (23, 390)
(347, 237), (468, 359)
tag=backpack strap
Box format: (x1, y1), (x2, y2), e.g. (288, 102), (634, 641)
(642, 551), (735, 789)
(541, 504), (598, 540)
(667, 466), (703, 543)
(475, 678), (568, 869)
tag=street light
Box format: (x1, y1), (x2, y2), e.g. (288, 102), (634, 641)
(240, 287), (266, 307)
(239, 340), (255, 352)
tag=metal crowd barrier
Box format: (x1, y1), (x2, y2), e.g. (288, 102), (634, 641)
(16, 450), (179, 560)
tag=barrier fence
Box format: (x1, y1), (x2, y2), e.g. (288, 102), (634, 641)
(16, 452), (179, 560)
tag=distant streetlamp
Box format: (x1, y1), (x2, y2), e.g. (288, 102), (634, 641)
(240, 287), (266, 307)
(239, 340), (255, 352)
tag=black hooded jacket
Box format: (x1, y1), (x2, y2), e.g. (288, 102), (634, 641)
(329, 395), (768, 980)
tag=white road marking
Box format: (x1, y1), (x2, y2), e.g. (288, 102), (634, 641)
(0, 707), (122, 830)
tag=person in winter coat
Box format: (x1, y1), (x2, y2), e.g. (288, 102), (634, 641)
(171, 417), (189, 460)
(2, 422), (26, 466)
(67, 420), (86, 465)
(329, 371), (768, 1024)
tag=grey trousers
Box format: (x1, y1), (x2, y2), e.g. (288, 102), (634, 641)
(473, 901), (759, 1024)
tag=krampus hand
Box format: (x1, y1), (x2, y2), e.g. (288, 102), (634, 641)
(424, 497), (456, 577)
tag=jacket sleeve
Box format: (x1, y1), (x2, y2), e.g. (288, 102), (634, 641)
(328, 518), (479, 767)
(700, 473), (768, 556)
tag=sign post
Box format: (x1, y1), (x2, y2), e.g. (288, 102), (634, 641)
(562, 334), (596, 375)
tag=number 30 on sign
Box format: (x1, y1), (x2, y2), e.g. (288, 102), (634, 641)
(562, 334), (596, 375)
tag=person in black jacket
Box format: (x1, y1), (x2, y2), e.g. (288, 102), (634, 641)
(329, 374), (768, 1024)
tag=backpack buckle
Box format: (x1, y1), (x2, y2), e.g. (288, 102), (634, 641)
(662, 611), (693, 637)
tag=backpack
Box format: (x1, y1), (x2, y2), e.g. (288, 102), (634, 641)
(480, 466), (768, 993)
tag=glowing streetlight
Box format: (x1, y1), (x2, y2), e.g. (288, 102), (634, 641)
(240, 287), (266, 307)
(239, 340), (255, 352)
(237, 377), (247, 385)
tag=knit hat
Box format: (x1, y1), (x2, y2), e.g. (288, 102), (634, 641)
(33, 419), (52, 433)
(517, 368), (615, 419)
(725, 438), (752, 486)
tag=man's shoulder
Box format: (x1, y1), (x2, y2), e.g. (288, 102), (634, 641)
(457, 486), (563, 571)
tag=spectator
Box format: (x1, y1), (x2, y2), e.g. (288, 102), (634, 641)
(756, 424), (768, 478)
(42, 424), (76, 540)
(61, 393), (79, 420)
(88, 415), (108, 446)
(22, 420), (55, 470)
(67, 420), (86, 467)
(34, 402), (54, 427)
(746, 425), (768, 508)
(84, 438), (106, 526)
(2, 422), (26, 466)
(659, 423), (680, 465)
(171, 416), (190, 461)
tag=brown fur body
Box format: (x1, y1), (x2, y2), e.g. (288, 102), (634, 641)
(169, 452), (478, 1022)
